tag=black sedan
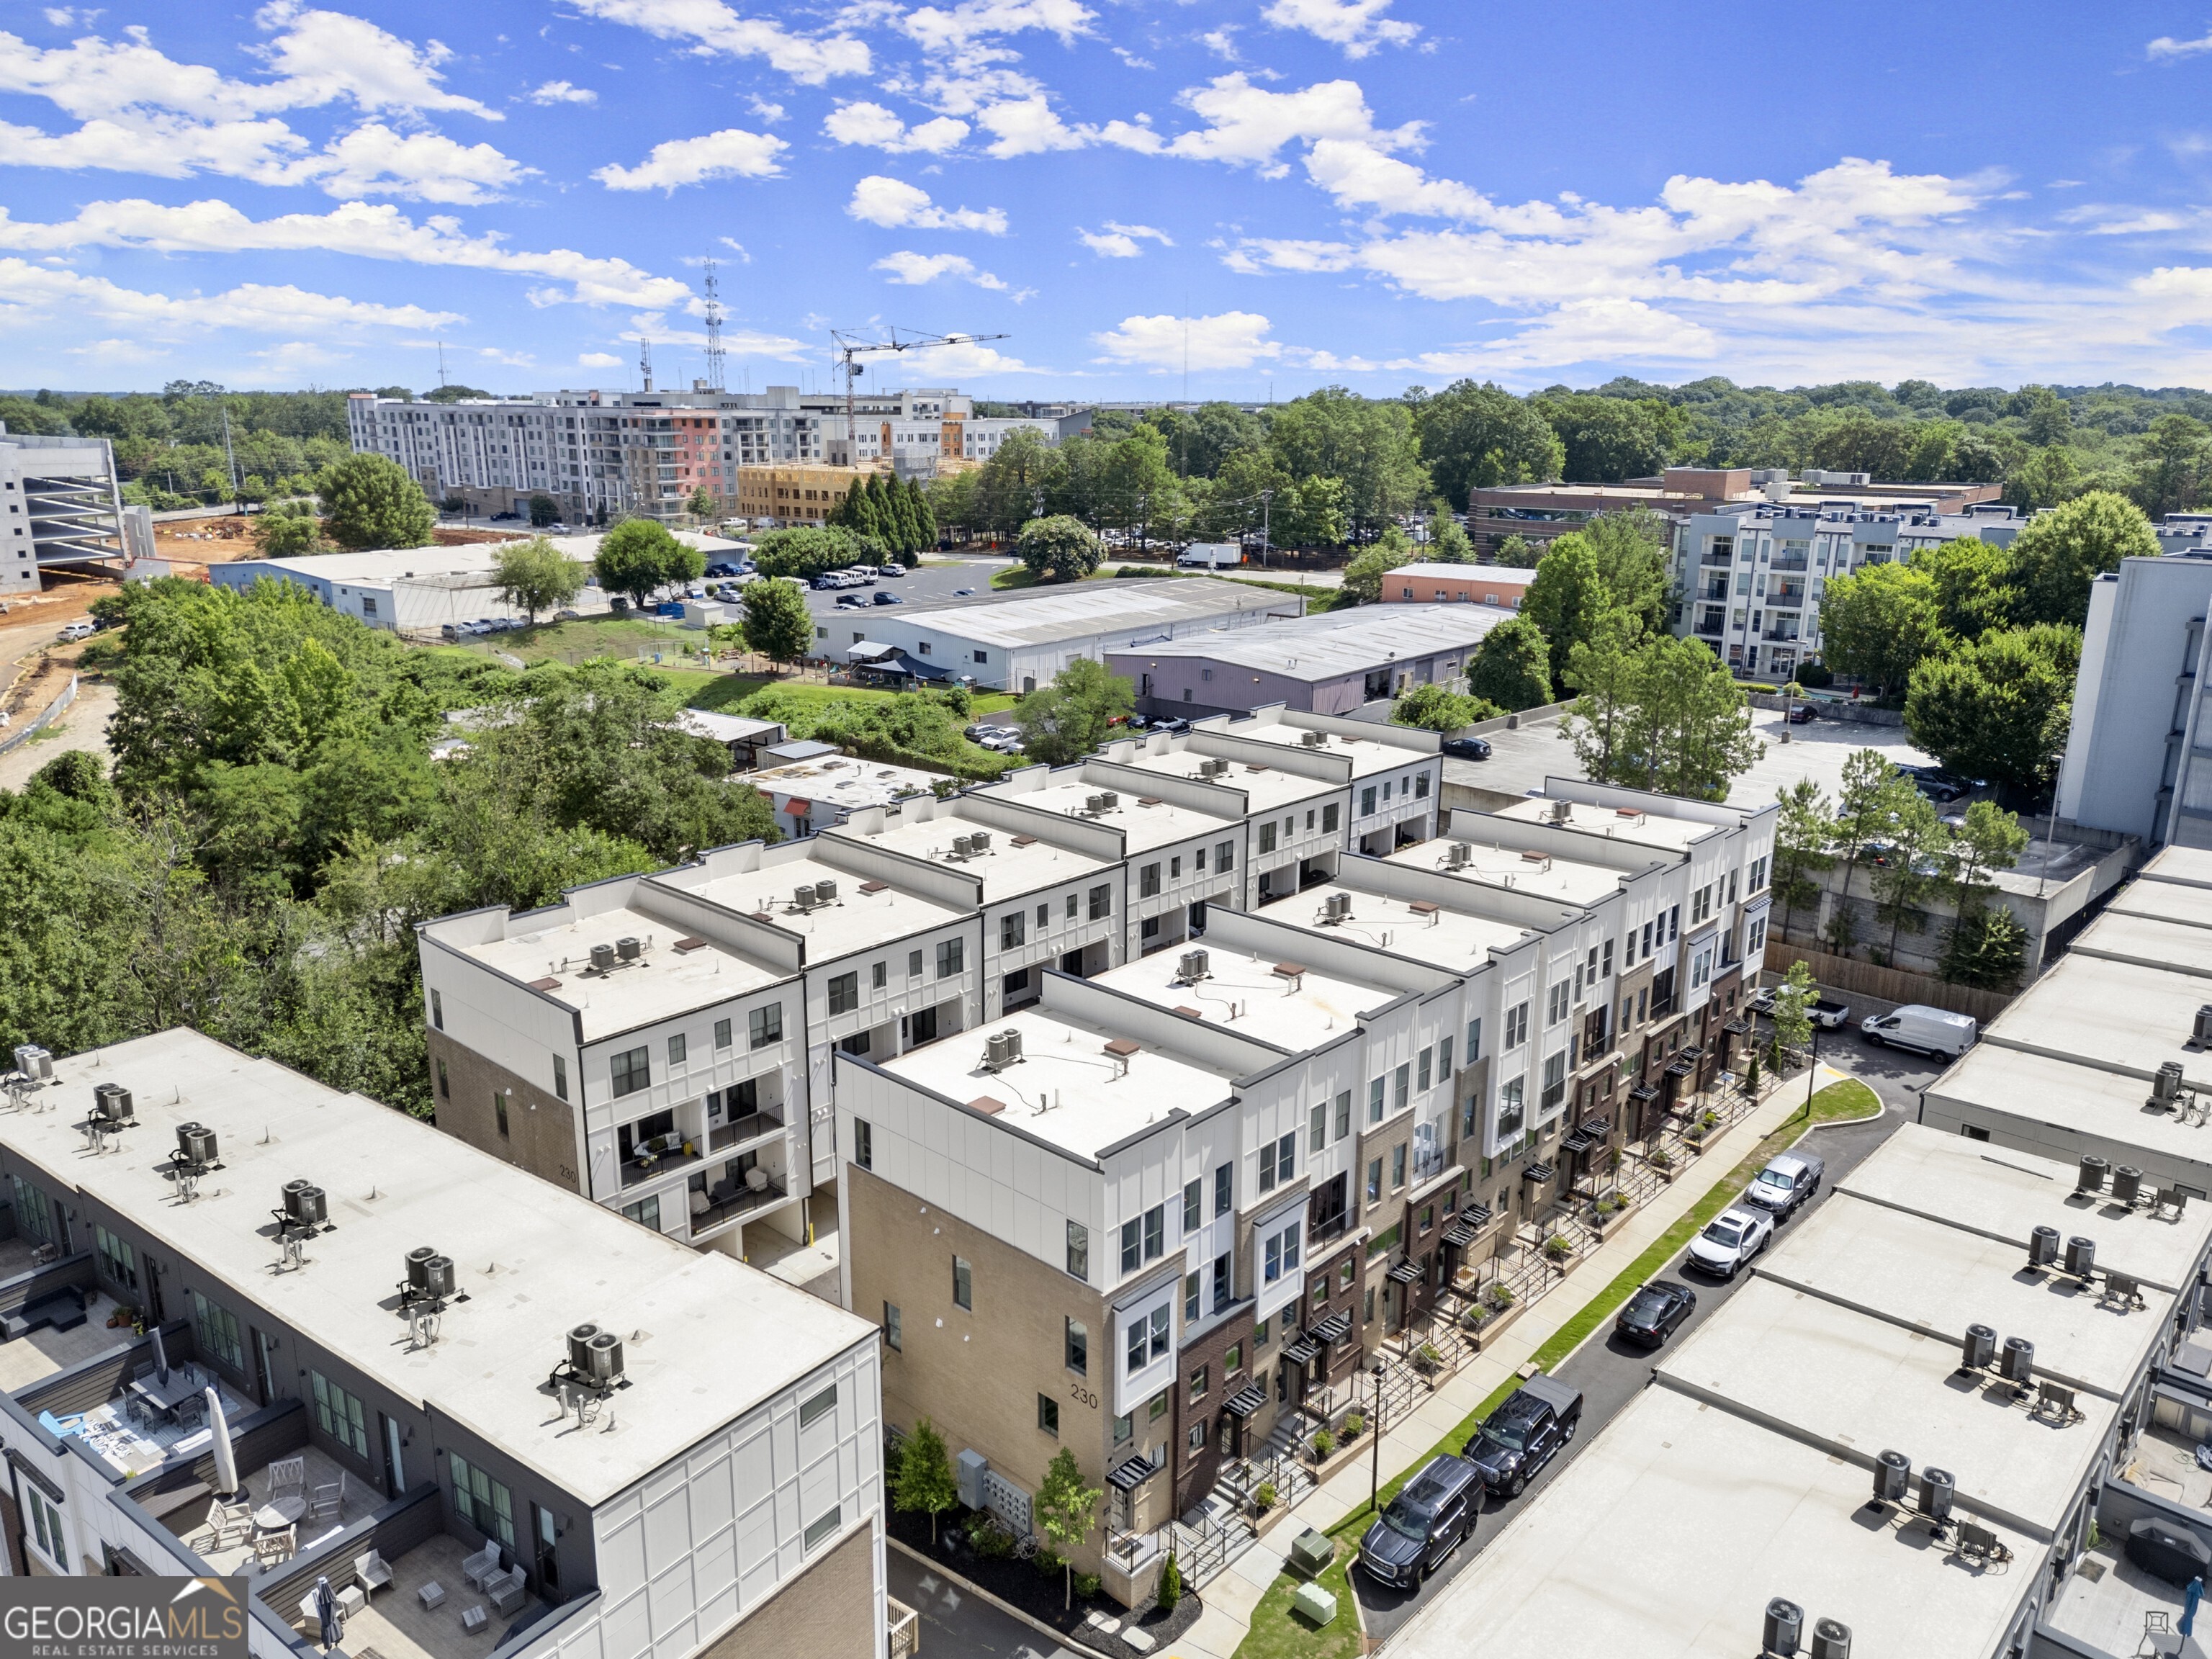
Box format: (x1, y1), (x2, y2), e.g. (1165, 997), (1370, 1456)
(1441, 736), (1493, 760)
(1614, 1280), (1697, 1347)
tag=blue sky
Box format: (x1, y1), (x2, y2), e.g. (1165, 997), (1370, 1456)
(9, 0), (2212, 397)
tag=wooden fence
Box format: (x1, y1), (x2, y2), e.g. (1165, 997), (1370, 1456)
(1764, 940), (2017, 1024)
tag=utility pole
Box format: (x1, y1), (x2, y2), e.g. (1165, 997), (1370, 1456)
(1260, 488), (1273, 571)
(437, 341), (448, 390)
(220, 405), (240, 511)
(703, 260), (726, 392)
(639, 337), (654, 395)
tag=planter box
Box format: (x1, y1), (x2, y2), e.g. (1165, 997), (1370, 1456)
(1463, 1300), (1525, 1352)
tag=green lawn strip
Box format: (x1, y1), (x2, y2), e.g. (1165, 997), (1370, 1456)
(1319, 1076), (1881, 1546)
(1233, 1535), (1362, 1659)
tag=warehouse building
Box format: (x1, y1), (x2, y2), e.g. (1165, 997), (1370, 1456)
(1103, 605), (1511, 720)
(821, 580), (1300, 693)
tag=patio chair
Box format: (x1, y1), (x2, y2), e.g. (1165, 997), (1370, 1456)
(354, 1550), (393, 1599)
(486, 1568), (528, 1615)
(268, 1456), (306, 1502)
(307, 1479), (344, 1525)
(200, 1499), (253, 1552)
(460, 1543), (501, 1591)
(253, 1526), (295, 1567)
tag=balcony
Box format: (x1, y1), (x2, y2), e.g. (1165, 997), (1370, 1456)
(1760, 629), (1802, 642)
(1767, 583), (1805, 606)
(1699, 581), (1730, 602)
(688, 1174), (788, 1233)
(707, 1104), (784, 1154)
(619, 1137), (701, 1188)
(1700, 549), (1734, 567)
(1770, 552), (1809, 572)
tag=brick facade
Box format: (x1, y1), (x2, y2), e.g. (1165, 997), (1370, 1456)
(424, 1027), (582, 1194)
(698, 1518), (877, 1659)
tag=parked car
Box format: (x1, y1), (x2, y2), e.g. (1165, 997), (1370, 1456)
(878, 562), (906, 577)
(1745, 985), (1849, 1028)
(1861, 1004), (1978, 1061)
(1744, 1150), (1825, 1219)
(1357, 1455), (1481, 1588)
(58, 620), (96, 643)
(1613, 1280), (1698, 1347)
(1440, 736), (1493, 761)
(1786, 701), (1815, 724)
(1151, 716), (1193, 735)
(1462, 1373), (1581, 1499)
(953, 587), (976, 596)
(1686, 1206), (1773, 1280)
(978, 729), (1026, 753)
(835, 593), (868, 608)
(873, 591), (904, 606)
(811, 574), (841, 590)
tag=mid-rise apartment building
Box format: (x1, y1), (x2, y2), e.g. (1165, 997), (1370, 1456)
(0, 1028), (889, 1658)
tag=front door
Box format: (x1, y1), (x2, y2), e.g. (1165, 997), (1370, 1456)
(532, 1503), (560, 1596)
(382, 1413), (406, 1495)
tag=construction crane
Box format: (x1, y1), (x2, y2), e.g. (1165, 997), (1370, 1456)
(830, 327), (1010, 425)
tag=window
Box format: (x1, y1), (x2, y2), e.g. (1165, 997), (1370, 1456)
(1692, 884), (1713, 924)
(1141, 863), (1161, 898)
(1114, 1413), (1133, 1444)
(192, 1290), (244, 1371)
(1541, 1051), (1567, 1114)
(1414, 772), (1430, 799)
(1226, 1341), (1243, 1375)
(1360, 786), (1377, 816)
(1184, 1271), (1201, 1321)
(1264, 1220), (1301, 1283)
(1037, 902), (1049, 927)
(1310, 1100), (1327, 1152)
(1212, 1252), (1231, 1310)
(1215, 840), (1235, 871)
(1547, 981), (1570, 1025)
(431, 989), (444, 1030)
(622, 1195), (661, 1230)
(1001, 911), (1025, 949)
(1438, 1035), (1453, 1077)
(1259, 820), (1277, 855)
(1748, 916), (1767, 954)
(1144, 1204), (1164, 1260)
(1088, 884), (1113, 920)
(450, 1453), (515, 1548)
(1215, 1162), (1233, 1216)
(1749, 855), (1768, 893)
(437, 1058), (449, 1098)
(95, 1224), (137, 1290)
(23, 1482), (63, 1566)
(1392, 1144), (1407, 1189)
(1340, 1259), (1355, 1290)
(1670, 906), (1681, 941)
(1038, 1393), (1061, 1437)
(1152, 1305), (1170, 1359)
(1601, 940), (1614, 980)
(1127, 1320), (1148, 1375)
(1642, 920), (1654, 956)
(1183, 1178), (1202, 1233)
(750, 1004), (783, 1048)
(1121, 1218), (1142, 1273)
(827, 971), (859, 1014)
(1497, 1078), (1525, 1141)
(1258, 1132), (1294, 1191)
(495, 1095), (510, 1138)
(909, 948), (925, 976)
(1504, 1002), (1529, 1048)
(1066, 1318), (1089, 1375)
(1322, 802), (1339, 833)
(1313, 1278), (1330, 1308)
(1417, 1046), (1433, 1092)
(313, 1371), (370, 1459)
(953, 1254), (973, 1310)
(609, 1046), (651, 1097)
(1395, 1063), (1411, 1112)
(1188, 1423), (1208, 1455)
(884, 1303), (902, 1350)
(804, 1508), (842, 1551)
(1063, 1218), (1090, 1280)
(854, 1119), (873, 1171)
(873, 961), (888, 990)
(801, 1384), (837, 1429)
(1369, 1076), (1385, 1123)
(1190, 1365), (1208, 1403)
(1334, 1089), (1352, 1139)
(937, 938), (965, 978)
(1366, 1158), (1382, 1202)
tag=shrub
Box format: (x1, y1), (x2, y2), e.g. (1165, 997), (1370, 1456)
(1486, 1282), (1516, 1310)
(1545, 1234), (1573, 1260)
(1417, 1342), (1444, 1368)
(1797, 660), (1834, 688)
(1648, 1147), (1674, 1170)
(1254, 1483), (1278, 1511)
(971, 1522), (1013, 1558)
(1157, 1550), (1182, 1612)
(1034, 1548), (1062, 1579)
(1342, 1411), (1365, 1439)
(1074, 1572), (1102, 1600)
(1312, 1429), (1337, 1458)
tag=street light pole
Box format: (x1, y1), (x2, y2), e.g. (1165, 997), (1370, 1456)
(1369, 1359), (1386, 1516)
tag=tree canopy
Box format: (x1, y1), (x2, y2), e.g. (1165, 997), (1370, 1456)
(319, 452), (435, 550)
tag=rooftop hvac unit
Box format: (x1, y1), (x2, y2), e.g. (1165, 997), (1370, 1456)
(2114, 1165), (2144, 1205)
(1444, 842), (1471, 869)
(282, 1179), (326, 1228)
(815, 880), (837, 904)
(420, 1254), (456, 1300)
(1099, 792), (1119, 811)
(1961, 1324), (1996, 1371)
(1762, 1599), (1804, 1658)
(1872, 1450), (1910, 1504)
(793, 886), (819, 912)
(94, 1082), (132, 1124)
(616, 936), (642, 963)
(567, 1322), (601, 1375)
(589, 943), (616, 973)
(983, 1029), (1024, 1072)
(1323, 893), (1352, 922)
(406, 1246), (440, 1292)
(1917, 1467), (1956, 1526)
(2077, 1154), (2108, 1195)
(2001, 1335), (2035, 1385)
(1809, 1618), (1852, 1659)
(2028, 1226), (2059, 1269)
(970, 831), (992, 852)
(1300, 730), (1327, 747)
(2154, 1061), (2185, 1106)
(1084, 793), (1108, 814)
(176, 1122), (217, 1169)
(2197, 1003), (2212, 1045)
(2066, 1235), (2097, 1279)
(1179, 948), (1211, 984)
(12, 1044), (52, 1082)
(581, 1328), (624, 1385)
(950, 835), (974, 858)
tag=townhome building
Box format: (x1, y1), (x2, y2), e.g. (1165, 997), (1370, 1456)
(0, 1029), (891, 1659)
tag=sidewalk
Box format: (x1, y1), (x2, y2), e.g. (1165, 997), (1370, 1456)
(1165, 1066), (1852, 1659)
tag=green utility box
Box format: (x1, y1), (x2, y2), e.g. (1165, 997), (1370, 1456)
(1288, 1529), (1334, 1576)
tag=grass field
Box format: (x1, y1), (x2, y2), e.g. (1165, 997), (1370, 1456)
(1229, 1074), (1881, 1659)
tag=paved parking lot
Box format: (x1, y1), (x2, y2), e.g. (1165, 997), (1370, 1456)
(794, 554), (1014, 628)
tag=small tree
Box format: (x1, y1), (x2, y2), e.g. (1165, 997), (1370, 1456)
(1156, 1550), (1182, 1612)
(1017, 514), (1102, 582)
(1941, 903), (2028, 990)
(891, 1418), (958, 1544)
(1467, 614), (1555, 711)
(686, 485), (717, 521)
(1034, 1448), (1103, 1611)
(1390, 684), (1498, 732)
(493, 536), (585, 625)
(1493, 533), (1539, 567)
(254, 503), (324, 557)
(1014, 657), (1133, 765)
(1769, 959), (1816, 1061)
(906, 476), (938, 561)
(741, 577), (815, 668)
(1341, 525), (1415, 603)
(318, 452), (436, 550)
(528, 493), (559, 528)
(595, 518), (686, 607)
(1870, 789), (1946, 963)
(1426, 505), (1474, 563)
(1771, 778), (1833, 942)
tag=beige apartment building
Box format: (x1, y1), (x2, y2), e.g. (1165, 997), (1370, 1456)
(727, 462), (878, 527)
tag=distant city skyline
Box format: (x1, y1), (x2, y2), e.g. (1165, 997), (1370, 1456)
(6, 2), (2212, 394)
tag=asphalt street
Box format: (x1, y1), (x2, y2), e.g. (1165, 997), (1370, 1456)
(887, 1539), (1078, 1659)
(1352, 1025), (1944, 1642)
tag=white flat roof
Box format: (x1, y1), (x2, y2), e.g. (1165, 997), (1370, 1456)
(1013, 781), (1239, 855)
(878, 1005), (1233, 1159)
(1983, 951), (2212, 1087)
(750, 754), (943, 812)
(2107, 878), (2212, 932)
(1091, 948), (1400, 1057)
(679, 710), (784, 745)
(1233, 881), (1542, 974)
(1105, 605), (1509, 680)
(2139, 845), (2212, 891)
(454, 903), (789, 1042)
(1925, 1042), (2212, 1173)
(1223, 723), (1434, 780)
(1493, 795), (1715, 853)
(1391, 562), (1536, 583)
(828, 814), (1110, 903)
(1385, 1384), (2036, 1659)
(898, 578), (1291, 649)
(2070, 909), (2212, 977)
(233, 545), (515, 584)
(4, 1030), (873, 1506)
(683, 851), (972, 961)
(1110, 747), (1341, 814)
(1382, 838), (1627, 907)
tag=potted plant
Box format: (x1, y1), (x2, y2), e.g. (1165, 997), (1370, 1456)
(1544, 1234), (1574, 1263)
(1414, 1341), (1445, 1377)
(1312, 1428), (1337, 1459)
(1342, 1411), (1366, 1442)
(1253, 1483), (1278, 1515)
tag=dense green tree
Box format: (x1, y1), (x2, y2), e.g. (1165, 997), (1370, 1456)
(1905, 624), (2080, 792)
(318, 453), (436, 550)
(1143, 403), (1265, 477)
(1467, 614), (1555, 711)
(1817, 562), (1951, 701)
(1771, 778), (1833, 940)
(254, 502), (325, 557)
(904, 477), (937, 559)
(1017, 514), (1103, 582)
(1521, 526), (1652, 688)
(2007, 490), (2160, 628)
(1941, 902), (2028, 989)
(749, 525), (874, 580)
(974, 428), (1062, 536)
(594, 519), (689, 606)
(1341, 526), (1416, 603)
(1265, 387), (1428, 540)
(493, 536), (587, 624)
(891, 1418), (958, 1543)
(1410, 380), (1565, 506)
(1530, 392), (1674, 482)
(2131, 413), (2211, 519)
(1563, 633), (1761, 800)
(685, 485), (716, 520)
(1014, 657), (1133, 765)
(1492, 534), (1539, 568)
(2004, 446), (2082, 511)
(1913, 536), (2018, 639)
(528, 493), (559, 528)
(739, 577), (815, 666)
(1424, 506), (1474, 563)
(1390, 684), (1498, 731)
(1825, 749), (1916, 958)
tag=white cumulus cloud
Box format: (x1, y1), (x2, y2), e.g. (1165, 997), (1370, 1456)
(1093, 310), (1280, 370)
(529, 79), (595, 104)
(823, 100), (968, 153)
(593, 127), (786, 191)
(557, 0), (868, 84)
(1079, 220), (1172, 257)
(2149, 27), (2212, 59)
(846, 175), (1007, 233)
(580, 351), (624, 367)
(1261, 0), (1419, 58)
(872, 249), (1010, 289)
(0, 256), (461, 336)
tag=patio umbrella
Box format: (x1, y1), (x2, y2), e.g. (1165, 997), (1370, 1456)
(204, 1388), (239, 1500)
(313, 1576), (341, 1651)
(149, 1323), (170, 1385)
(2187, 1575), (2204, 1639)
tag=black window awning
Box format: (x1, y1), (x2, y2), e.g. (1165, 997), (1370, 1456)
(1628, 1083), (1660, 1102)
(1388, 1257), (1424, 1285)
(1679, 1045), (1707, 1063)
(1107, 1455), (1158, 1493)
(1282, 1334), (1323, 1365)
(1442, 1219), (1479, 1248)
(1313, 1310), (1354, 1345)
(1724, 1018), (1750, 1035)
(1522, 1161), (1556, 1183)
(1580, 1117), (1611, 1139)
(1225, 1382), (1269, 1419)
(1664, 1058), (1694, 1077)
(1561, 1131), (1595, 1156)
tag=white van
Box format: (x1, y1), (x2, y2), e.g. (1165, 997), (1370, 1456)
(1861, 1004), (1977, 1061)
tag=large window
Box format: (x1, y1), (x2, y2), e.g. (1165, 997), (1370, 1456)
(1066, 1220), (1089, 1281)
(1088, 884), (1113, 921)
(10, 1175), (51, 1244)
(1264, 1220), (1302, 1284)
(827, 972), (860, 1015)
(192, 1290), (244, 1372)
(937, 938), (965, 979)
(22, 1482), (64, 1567)
(750, 1004), (783, 1048)
(312, 1370), (370, 1460)
(94, 1224), (137, 1290)
(608, 1046), (651, 1097)
(450, 1452), (515, 1548)
(1065, 1318), (1089, 1375)
(1258, 1132), (1295, 1192)
(1140, 863), (1161, 898)
(1001, 911), (1025, 949)
(1497, 1077), (1526, 1142)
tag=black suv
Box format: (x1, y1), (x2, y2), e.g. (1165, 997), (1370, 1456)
(1462, 1372), (1583, 1498)
(1357, 1455), (1480, 1588)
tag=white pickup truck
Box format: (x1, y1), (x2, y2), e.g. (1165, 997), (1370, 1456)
(1748, 984), (1851, 1030)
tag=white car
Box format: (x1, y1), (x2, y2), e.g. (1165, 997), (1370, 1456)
(1686, 1206), (1774, 1280)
